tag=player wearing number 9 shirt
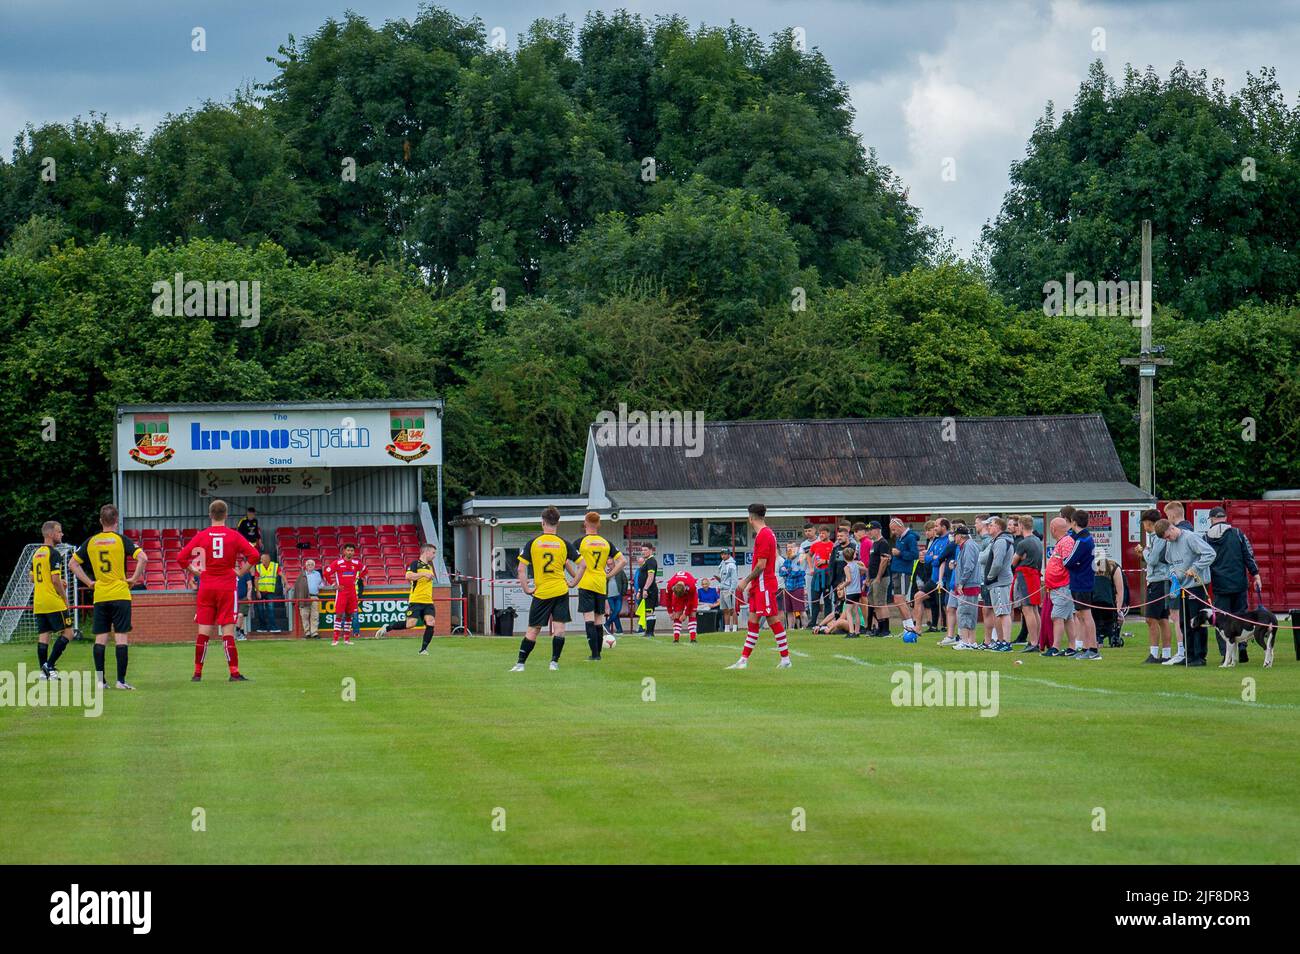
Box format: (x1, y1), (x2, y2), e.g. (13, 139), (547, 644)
(511, 505), (583, 672)
(177, 499), (261, 682)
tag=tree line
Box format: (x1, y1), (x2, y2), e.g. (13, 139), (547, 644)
(1, 6), (1298, 546)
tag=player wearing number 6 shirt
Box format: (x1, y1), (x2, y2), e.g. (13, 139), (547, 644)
(726, 503), (791, 670)
(178, 499), (261, 681)
(323, 544), (367, 645)
(663, 570), (698, 643)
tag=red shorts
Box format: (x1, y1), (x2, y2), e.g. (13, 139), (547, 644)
(334, 590), (359, 615)
(747, 584), (777, 617)
(1014, 566), (1043, 607)
(195, 587), (237, 626)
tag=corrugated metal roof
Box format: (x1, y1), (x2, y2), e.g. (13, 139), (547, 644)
(606, 482), (1153, 517)
(593, 415), (1129, 491)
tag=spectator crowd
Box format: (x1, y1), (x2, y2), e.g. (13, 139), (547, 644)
(610, 503), (1265, 668)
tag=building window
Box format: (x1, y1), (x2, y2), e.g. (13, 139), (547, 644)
(707, 521), (748, 548)
(689, 518), (703, 546)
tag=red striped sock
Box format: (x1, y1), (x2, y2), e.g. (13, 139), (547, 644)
(742, 621), (760, 658)
(688, 617), (697, 640)
(222, 634), (239, 676)
(771, 619), (789, 657)
(673, 621), (681, 641)
(194, 634), (208, 675)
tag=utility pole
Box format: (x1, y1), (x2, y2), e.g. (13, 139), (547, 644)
(1119, 220), (1172, 495)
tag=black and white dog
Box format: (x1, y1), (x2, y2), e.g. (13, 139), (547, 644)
(1199, 606), (1279, 668)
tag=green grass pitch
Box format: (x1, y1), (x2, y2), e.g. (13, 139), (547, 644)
(2, 625), (1297, 864)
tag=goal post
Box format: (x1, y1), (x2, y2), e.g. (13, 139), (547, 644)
(0, 543), (79, 644)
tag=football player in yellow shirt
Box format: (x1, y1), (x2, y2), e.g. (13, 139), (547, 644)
(69, 504), (146, 690)
(511, 506), (582, 672)
(373, 543), (440, 653)
(572, 510), (626, 661)
(31, 520), (75, 679)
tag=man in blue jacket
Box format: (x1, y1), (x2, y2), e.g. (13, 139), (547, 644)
(887, 518), (919, 631)
(1062, 509), (1098, 659)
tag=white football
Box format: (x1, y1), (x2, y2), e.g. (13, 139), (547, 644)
(603, 634), (617, 649)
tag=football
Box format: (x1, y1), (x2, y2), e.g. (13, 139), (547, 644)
(603, 634), (617, 649)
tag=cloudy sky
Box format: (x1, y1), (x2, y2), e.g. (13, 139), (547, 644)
(2, 0), (1298, 253)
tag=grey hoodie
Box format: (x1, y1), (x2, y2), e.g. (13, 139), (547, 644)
(1142, 535), (1170, 583)
(985, 532), (1015, 586)
(955, 539), (983, 589)
(1162, 529), (1215, 585)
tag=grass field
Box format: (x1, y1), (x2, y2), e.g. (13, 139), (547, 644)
(2, 624), (1298, 864)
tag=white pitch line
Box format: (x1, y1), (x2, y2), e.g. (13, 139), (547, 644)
(831, 653), (1300, 711)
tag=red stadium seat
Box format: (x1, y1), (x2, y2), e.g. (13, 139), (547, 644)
(318, 526), (337, 535)
(397, 524), (418, 534)
(359, 525), (377, 535)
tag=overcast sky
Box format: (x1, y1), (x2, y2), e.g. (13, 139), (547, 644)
(2, 0), (1298, 253)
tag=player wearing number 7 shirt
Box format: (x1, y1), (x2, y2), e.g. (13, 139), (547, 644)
(726, 503), (791, 670)
(177, 499), (262, 681)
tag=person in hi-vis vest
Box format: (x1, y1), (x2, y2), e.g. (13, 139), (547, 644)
(253, 552), (283, 633)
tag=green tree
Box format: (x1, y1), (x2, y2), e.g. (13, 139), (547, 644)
(0, 114), (142, 247)
(983, 62), (1300, 319)
(554, 177), (814, 332)
(137, 100), (316, 255)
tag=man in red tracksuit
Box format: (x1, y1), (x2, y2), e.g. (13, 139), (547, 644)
(323, 543), (368, 646)
(177, 499), (262, 681)
(664, 570), (699, 644)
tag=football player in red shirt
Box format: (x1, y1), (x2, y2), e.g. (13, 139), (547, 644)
(177, 499), (262, 681)
(323, 543), (368, 645)
(663, 569), (699, 643)
(727, 503), (791, 669)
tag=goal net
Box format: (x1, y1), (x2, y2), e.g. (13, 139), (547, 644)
(0, 543), (80, 644)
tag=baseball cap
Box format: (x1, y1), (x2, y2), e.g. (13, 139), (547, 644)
(1208, 506), (1227, 518)
(867, 520), (882, 530)
(953, 524), (971, 537)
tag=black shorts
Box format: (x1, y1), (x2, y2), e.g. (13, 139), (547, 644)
(978, 585), (991, 606)
(92, 600), (132, 634)
(577, 590), (606, 614)
(1071, 590), (1094, 613)
(642, 588), (658, 610)
(406, 602), (436, 621)
(528, 595), (571, 628)
(1144, 581), (1169, 620)
(916, 578), (939, 596)
(36, 610), (72, 633)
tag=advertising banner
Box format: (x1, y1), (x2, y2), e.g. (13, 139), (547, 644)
(118, 406), (441, 470)
(319, 588), (410, 634)
(198, 468), (331, 498)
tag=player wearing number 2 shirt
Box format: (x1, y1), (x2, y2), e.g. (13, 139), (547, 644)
(726, 503), (791, 670)
(177, 499), (261, 681)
